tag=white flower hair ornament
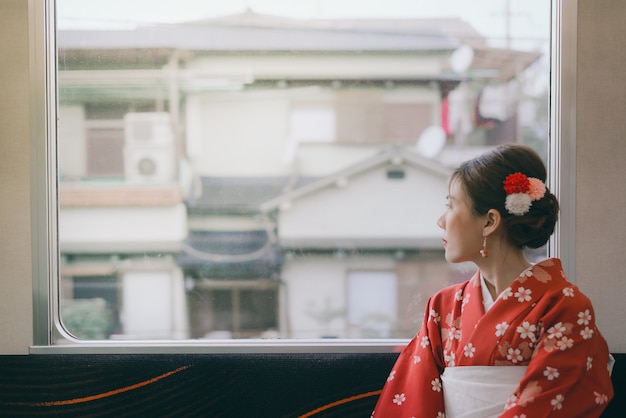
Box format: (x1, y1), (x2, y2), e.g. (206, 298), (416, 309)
(503, 172), (547, 216)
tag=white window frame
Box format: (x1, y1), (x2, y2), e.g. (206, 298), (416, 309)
(30, 0), (576, 353)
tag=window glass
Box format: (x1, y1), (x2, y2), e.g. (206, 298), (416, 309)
(55, 0), (551, 342)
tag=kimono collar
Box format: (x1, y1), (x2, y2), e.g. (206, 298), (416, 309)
(479, 264), (535, 312)
(480, 273), (496, 312)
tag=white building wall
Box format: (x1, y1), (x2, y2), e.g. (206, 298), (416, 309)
(186, 91), (291, 177)
(187, 55), (445, 80)
(185, 82), (443, 179)
(59, 204), (188, 253)
(278, 165), (448, 248)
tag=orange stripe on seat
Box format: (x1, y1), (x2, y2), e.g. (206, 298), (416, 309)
(9, 365), (191, 407)
(298, 389), (382, 418)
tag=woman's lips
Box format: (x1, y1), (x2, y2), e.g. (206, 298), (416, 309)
(442, 238), (447, 247)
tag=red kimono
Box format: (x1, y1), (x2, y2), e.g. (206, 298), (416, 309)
(373, 258), (614, 417)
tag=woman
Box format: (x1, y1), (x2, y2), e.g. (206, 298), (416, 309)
(372, 144), (614, 417)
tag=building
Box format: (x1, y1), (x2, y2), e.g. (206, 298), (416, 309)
(55, 11), (545, 340)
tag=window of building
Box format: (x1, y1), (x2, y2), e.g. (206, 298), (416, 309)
(347, 271), (398, 339)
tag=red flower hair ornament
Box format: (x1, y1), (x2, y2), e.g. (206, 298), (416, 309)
(503, 172), (546, 216)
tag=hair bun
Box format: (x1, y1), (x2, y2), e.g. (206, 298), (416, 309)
(506, 191), (559, 249)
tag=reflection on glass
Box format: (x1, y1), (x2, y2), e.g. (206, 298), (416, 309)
(56, 0), (550, 340)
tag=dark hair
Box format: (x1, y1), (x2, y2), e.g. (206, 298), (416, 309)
(451, 144), (559, 249)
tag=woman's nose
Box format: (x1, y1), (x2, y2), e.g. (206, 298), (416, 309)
(436, 213), (445, 230)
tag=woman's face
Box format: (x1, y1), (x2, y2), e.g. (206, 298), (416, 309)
(436, 179), (485, 263)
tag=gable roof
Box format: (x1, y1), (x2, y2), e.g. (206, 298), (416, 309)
(260, 146), (450, 213)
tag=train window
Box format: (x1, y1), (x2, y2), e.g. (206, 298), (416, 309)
(34, 0), (569, 351)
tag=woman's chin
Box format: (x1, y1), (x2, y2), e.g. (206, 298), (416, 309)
(444, 252), (457, 263)
(444, 251), (467, 264)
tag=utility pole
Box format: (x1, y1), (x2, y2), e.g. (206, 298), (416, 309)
(506, 0), (512, 50)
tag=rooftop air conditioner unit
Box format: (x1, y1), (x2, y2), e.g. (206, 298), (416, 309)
(124, 144), (176, 184)
(123, 112), (176, 183)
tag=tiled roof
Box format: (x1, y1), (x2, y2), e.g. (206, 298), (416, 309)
(187, 176), (318, 215)
(58, 10), (461, 52)
(58, 11), (540, 82)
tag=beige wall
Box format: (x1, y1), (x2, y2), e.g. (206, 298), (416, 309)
(577, 0), (626, 352)
(0, 0), (625, 354)
(0, 0), (33, 354)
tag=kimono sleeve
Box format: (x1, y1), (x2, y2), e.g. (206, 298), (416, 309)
(501, 289), (614, 417)
(372, 297), (446, 418)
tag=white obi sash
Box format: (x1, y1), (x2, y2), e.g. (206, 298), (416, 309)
(441, 366), (528, 418)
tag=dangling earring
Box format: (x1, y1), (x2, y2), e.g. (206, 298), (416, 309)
(480, 236), (489, 258)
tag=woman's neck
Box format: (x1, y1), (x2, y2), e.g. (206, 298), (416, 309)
(478, 251), (532, 300)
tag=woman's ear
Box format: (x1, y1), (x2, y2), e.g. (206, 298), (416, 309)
(483, 209), (501, 236)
